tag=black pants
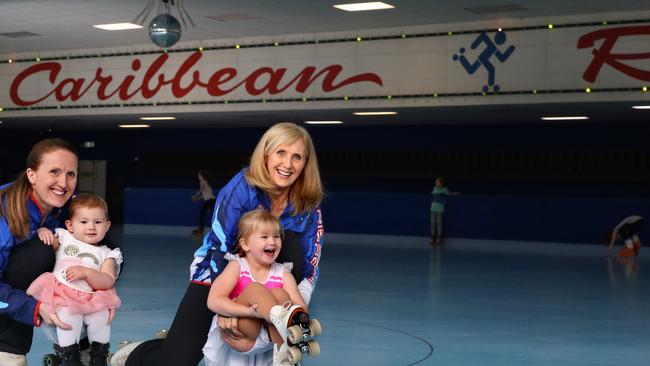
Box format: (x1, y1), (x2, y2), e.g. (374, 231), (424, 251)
(0, 236), (56, 354)
(126, 231), (303, 366)
(198, 199), (216, 231)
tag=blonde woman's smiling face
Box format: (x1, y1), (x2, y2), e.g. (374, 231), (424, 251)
(265, 139), (306, 192)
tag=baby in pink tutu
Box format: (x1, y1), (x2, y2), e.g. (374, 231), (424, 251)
(28, 193), (122, 365)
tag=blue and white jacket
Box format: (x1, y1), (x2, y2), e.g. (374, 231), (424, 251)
(0, 183), (63, 325)
(190, 169), (324, 304)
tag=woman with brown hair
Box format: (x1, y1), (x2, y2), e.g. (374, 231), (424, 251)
(0, 138), (79, 365)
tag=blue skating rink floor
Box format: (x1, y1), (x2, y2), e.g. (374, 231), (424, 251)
(29, 227), (650, 365)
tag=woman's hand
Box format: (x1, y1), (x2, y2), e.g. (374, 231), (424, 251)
(38, 302), (71, 330)
(217, 315), (245, 339)
(37, 228), (56, 245)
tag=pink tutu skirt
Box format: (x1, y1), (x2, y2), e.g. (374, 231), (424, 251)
(27, 273), (121, 315)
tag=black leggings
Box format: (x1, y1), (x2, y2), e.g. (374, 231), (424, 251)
(198, 199), (216, 231)
(0, 236), (56, 354)
(126, 231), (303, 366)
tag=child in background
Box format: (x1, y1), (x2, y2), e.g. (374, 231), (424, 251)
(28, 194), (122, 366)
(430, 177), (459, 245)
(607, 215), (644, 258)
(190, 170), (216, 237)
(203, 209), (320, 366)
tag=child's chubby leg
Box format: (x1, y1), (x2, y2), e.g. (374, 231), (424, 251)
(84, 309), (111, 344)
(222, 282), (279, 353)
(56, 307), (84, 347)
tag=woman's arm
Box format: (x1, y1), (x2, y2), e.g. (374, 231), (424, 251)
(296, 208), (324, 305)
(207, 261), (260, 318)
(282, 272), (307, 310)
(192, 171), (250, 283)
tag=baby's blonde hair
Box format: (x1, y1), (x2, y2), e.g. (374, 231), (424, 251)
(232, 209), (283, 255)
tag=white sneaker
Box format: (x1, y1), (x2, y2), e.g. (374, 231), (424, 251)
(269, 302), (305, 343)
(0, 352), (27, 366)
(272, 343), (293, 366)
(108, 341), (142, 366)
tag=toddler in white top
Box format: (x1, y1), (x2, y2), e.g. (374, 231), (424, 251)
(28, 193), (122, 365)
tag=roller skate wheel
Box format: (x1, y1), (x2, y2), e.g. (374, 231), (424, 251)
(288, 325), (303, 344)
(309, 318), (322, 336)
(42, 354), (60, 366)
(307, 340), (320, 357)
(287, 345), (302, 364)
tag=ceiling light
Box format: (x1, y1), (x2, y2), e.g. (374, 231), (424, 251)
(140, 116), (176, 120)
(93, 23), (143, 31)
(632, 105), (650, 109)
(304, 121), (344, 124)
(334, 2), (395, 11)
(119, 124), (151, 128)
(353, 111), (398, 116)
(540, 116), (589, 121)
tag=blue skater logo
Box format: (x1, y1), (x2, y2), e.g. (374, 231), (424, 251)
(452, 31), (515, 92)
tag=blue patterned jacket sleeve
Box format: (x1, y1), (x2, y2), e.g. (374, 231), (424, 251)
(0, 218), (40, 325)
(190, 170), (251, 284)
(298, 207), (324, 287)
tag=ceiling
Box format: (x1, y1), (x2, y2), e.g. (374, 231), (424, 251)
(2, 0), (650, 130)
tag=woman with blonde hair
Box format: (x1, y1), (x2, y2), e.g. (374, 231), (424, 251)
(113, 122), (324, 366)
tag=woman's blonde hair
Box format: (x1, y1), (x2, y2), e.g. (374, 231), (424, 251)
(232, 209), (283, 255)
(245, 122), (323, 214)
(0, 138), (78, 239)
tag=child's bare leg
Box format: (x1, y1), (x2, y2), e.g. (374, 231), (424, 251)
(237, 282), (287, 320)
(232, 291), (263, 342)
(267, 287), (291, 344)
(221, 289), (266, 353)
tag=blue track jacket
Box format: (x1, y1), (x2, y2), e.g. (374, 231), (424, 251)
(0, 184), (62, 325)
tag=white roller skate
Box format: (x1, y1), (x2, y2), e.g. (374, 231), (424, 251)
(272, 343), (293, 366)
(269, 302), (322, 364)
(269, 302), (304, 343)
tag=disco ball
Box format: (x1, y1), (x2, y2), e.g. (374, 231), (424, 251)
(148, 13), (181, 48)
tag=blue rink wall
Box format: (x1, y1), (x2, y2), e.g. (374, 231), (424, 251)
(124, 188), (649, 244)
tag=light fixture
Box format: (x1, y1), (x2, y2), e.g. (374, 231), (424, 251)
(540, 116), (589, 121)
(334, 2), (395, 11)
(119, 124), (151, 128)
(93, 23), (143, 31)
(140, 116), (176, 120)
(134, 0), (195, 48)
(632, 105), (650, 109)
(353, 111), (398, 116)
(304, 121), (344, 124)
